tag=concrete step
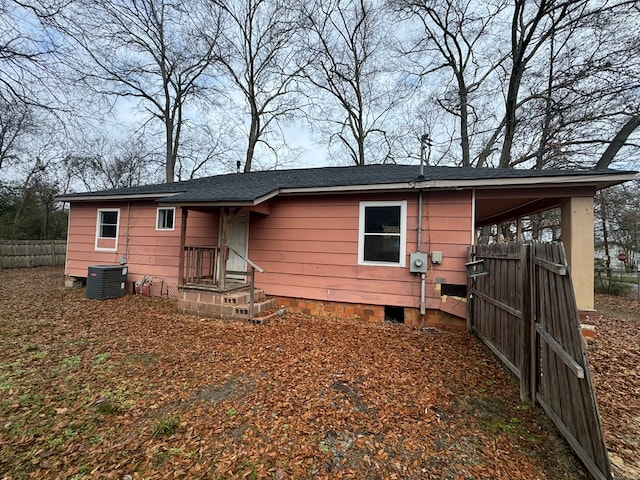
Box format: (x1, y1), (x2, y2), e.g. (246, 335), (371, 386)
(233, 296), (276, 317)
(223, 288), (265, 305)
(233, 297), (287, 324)
(177, 288), (284, 323)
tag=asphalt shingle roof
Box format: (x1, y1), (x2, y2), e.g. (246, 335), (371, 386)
(57, 164), (635, 204)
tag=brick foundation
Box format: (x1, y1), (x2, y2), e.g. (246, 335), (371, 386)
(275, 297), (466, 330)
(578, 309), (597, 341)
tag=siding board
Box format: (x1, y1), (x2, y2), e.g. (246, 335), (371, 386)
(66, 202), (217, 288)
(66, 189), (473, 317)
(251, 191), (472, 315)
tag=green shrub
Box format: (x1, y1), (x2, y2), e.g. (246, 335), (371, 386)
(594, 275), (632, 296)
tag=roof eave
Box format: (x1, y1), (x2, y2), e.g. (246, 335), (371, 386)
(55, 192), (182, 203)
(416, 173), (636, 190)
(280, 172), (636, 195)
(158, 189), (281, 207)
(54, 171), (636, 204)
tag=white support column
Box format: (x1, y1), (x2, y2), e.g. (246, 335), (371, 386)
(561, 197), (595, 311)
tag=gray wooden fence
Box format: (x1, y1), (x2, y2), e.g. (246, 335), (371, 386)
(0, 240), (66, 269)
(468, 241), (612, 480)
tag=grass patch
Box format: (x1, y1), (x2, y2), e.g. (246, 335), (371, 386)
(60, 355), (81, 370)
(151, 416), (180, 437)
(93, 352), (111, 365)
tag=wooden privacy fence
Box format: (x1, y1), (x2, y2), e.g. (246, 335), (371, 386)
(468, 241), (612, 480)
(0, 240), (66, 269)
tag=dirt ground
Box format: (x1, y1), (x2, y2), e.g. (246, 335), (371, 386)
(0, 267), (635, 479)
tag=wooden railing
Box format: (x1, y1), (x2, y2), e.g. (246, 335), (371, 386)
(182, 246), (220, 285)
(181, 246), (264, 319)
(226, 245), (264, 320)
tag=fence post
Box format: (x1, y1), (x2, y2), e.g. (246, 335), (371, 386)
(519, 243), (534, 405)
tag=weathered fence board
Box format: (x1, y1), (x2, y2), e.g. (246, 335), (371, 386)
(469, 241), (612, 480)
(0, 240), (66, 268)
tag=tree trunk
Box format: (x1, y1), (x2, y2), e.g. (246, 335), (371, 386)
(595, 114), (640, 169)
(599, 190), (612, 292)
(458, 79), (470, 167)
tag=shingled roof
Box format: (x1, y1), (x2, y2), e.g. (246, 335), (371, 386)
(56, 164), (636, 205)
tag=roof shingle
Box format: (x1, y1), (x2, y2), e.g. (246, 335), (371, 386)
(56, 164), (636, 204)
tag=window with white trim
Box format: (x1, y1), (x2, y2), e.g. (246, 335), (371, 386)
(95, 208), (120, 252)
(97, 209), (119, 238)
(358, 201), (407, 266)
(156, 207), (175, 230)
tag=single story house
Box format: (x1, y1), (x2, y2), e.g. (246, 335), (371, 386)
(594, 241), (637, 269)
(57, 164), (635, 327)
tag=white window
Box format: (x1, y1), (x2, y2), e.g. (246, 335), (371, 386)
(156, 207), (175, 231)
(358, 201), (407, 266)
(95, 208), (120, 251)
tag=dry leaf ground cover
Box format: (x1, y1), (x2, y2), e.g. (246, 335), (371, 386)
(590, 293), (640, 480)
(0, 266), (610, 480)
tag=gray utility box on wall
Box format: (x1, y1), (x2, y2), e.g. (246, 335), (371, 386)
(86, 265), (128, 300)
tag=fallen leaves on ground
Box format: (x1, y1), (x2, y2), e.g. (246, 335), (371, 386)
(590, 294), (640, 480)
(0, 267), (598, 479)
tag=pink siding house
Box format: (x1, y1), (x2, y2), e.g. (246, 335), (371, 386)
(57, 164), (634, 327)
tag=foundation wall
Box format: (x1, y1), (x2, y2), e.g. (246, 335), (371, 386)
(276, 296), (465, 330)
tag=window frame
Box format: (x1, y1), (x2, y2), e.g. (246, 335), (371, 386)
(358, 200), (407, 267)
(94, 208), (120, 252)
(156, 207), (176, 231)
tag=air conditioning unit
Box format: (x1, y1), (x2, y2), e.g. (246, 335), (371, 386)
(86, 265), (128, 300)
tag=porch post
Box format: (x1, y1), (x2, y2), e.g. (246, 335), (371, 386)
(219, 207), (228, 290)
(178, 207), (188, 287)
(560, 196), (595, 313)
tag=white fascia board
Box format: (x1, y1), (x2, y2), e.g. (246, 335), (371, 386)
(414, 173), (637, 189)
(281, 183), (415, 195)
(280, 173), (635, 195)
(55, 192), (182, 202)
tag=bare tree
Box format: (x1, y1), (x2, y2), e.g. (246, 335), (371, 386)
(515, 1), (640, 170)
(203, 0), (305, 173)
(302, 0), (405, 166)
(64, 135), (161, 191)
(393, 0), (507, 167)
(595, 115), (640, 169)
(53, 0), (222, 183)
(0, 1), (64, 109)
(395, 0), (640, 170)
(0, 99), (34, 170)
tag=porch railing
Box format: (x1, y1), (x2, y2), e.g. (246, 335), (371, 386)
(226, 245), (264, 319)
(181, 245), (265, 320)
(183, 245), (220, 285)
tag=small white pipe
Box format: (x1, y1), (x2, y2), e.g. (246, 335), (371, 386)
(417, 190), (423, 249)
(418, 190), (426, 316)
(420, 272), (426, 315)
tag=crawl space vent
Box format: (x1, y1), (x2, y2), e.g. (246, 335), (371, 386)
(86, 265), (128, 300)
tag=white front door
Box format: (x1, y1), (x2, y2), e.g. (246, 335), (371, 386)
(225, 210), (249, 279)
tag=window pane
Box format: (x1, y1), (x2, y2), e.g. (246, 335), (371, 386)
(365, 206), (400, 234)
(158, 209), (174, 229)
(99, 211), (118, 238)
(364, 235), (400, 263)
(101, 224), (117, 238)
(101, 211), (118, 225)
